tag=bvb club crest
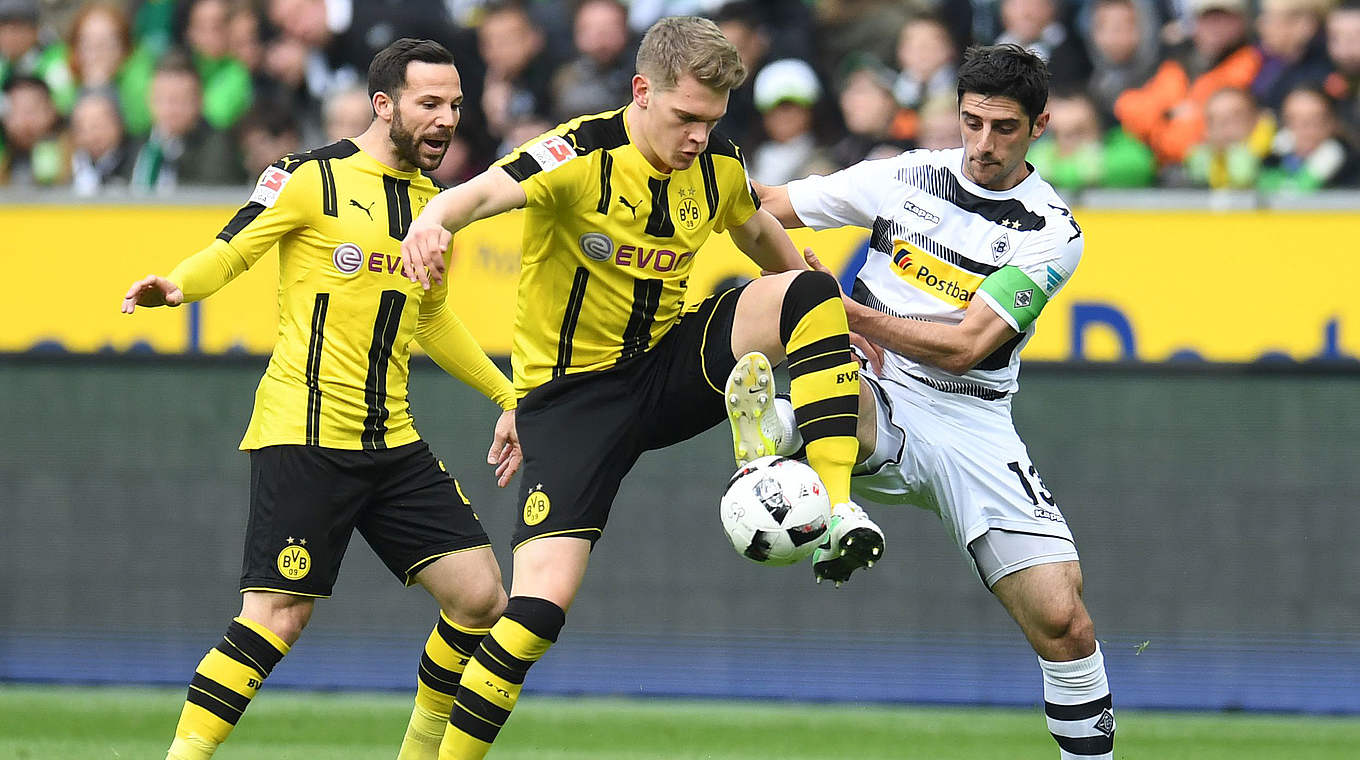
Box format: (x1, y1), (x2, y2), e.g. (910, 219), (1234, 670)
(524, 484), (551, 526)
(277, 537), (310, 580)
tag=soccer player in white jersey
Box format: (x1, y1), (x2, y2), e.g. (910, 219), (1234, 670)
(751, 45), (1115, 759)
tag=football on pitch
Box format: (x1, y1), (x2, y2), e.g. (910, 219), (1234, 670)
(720, 455), (831, 566)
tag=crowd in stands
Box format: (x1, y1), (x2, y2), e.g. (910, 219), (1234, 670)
(1, 0), (1358, 194)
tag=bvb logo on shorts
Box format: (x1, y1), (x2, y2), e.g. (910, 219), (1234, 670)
(277, 537), (311, 580)
(523, 485), (551, 526)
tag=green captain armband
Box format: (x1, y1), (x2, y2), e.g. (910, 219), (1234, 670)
(979, 266), (1048, 332)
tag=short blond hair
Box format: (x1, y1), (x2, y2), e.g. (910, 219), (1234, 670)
(636, 16), (746, 92)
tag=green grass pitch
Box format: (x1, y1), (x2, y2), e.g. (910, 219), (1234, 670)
(3, 684), (1358, 759)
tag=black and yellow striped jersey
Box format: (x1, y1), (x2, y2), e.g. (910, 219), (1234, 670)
(168, 139), (513, 451)
(494, 106), (759, 396)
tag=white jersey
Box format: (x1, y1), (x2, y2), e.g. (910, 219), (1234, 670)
(787, 148), (1083, 397)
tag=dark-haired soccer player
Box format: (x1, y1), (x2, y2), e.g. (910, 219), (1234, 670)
(122, 39), (517, 760)
(398, 16), (884, 760)
(758, 45), (1117, 759)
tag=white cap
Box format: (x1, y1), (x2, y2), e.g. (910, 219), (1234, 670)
(754, 58), (822, 112)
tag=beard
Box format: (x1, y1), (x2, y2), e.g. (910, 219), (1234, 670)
(389, 108), (448, 171)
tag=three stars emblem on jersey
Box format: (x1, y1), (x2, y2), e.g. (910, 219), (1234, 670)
(524, 484), (551, 526)
(277, 537), (311, 580)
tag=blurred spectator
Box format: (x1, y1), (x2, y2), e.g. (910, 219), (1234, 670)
(498, 114), (553, 157)
(46, 3), (163, 136)
(0, 74), (67, 185)
(237, 101), (301, 177)
(830, 57), (909, 167)
(814, 0), (923, 80)
(1253, 0), (1332, 111)
(181, 0), (254, 130)
(0, 0), (51, 89)
(130, 51), (246, 190)
(1184, 86), (1275, 188)
(1084, 0), (1162, 124)
(550, 0), (633, 121)
(1115, 0), (1262, 166)
(914, 92), (963, 150)
(428, 133), (479, 187)
(748, 58), (834, 184)
(228, 3), (266, 77)
(893, 14), (957, 124)
(323, 85), (372, 142)
(1028, 91), (1157, 191)
(627, 0), (727, 34)
(477, 2), (554, 141)
(995, 0), (1092, 90)
(1323, 0), (1360, 132)
(1260, 85), (1360, 190)
(134, 0), (178, 56)
(712, 1), (769, 147)
(68, 90), (134, 194)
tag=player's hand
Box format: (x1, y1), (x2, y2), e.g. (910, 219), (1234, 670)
(487, 409), (522, 488)
(400, 217), (452, 291)
(121, 274), (184, 313)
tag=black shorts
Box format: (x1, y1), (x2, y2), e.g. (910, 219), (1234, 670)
(241, 440), (490, 597)
(513, 287), (743, 548)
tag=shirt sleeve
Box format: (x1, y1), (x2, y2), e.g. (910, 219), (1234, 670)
(494, 131), (582, 210)
(167, 160), (314, 301)
(976, 222), (1084, 332)
(416, 263), (516, 410)
(716, 140), (759, 233)
(786, 156), (894, 230)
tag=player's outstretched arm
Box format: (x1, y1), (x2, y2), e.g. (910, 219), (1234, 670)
(751, 180), (806, 229)
(121, 275), (184, 313)
(401, 166), (528, 290)
(805, 250), (1014, 375)
(728, 207), (807, 273)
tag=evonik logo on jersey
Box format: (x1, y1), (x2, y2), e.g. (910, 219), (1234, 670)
(890, 240), (984, 308)
(332, 242), (407, 278)
(612, 243), (694, 273)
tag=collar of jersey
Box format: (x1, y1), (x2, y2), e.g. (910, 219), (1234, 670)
(952, 150), (1039, 199)
(621, 103), (680, 180)
(351, 140), (423, 179)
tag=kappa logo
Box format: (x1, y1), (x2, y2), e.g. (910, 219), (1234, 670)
(991, 233), (1011, 259)
(1014, 289), (1034, 309)
(902, 199), (940, 224)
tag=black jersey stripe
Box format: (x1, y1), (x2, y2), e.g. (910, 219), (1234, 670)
(361, 290), (407, 450)
(304, 293), (329, 446)
(552, 267), (591, 379)
(501, 109), (627, 182)
(618, 278), (663, 362)
(383, 175), (413, 240)
(217, 203), (266, 243)
(644, 177), (675, 238)
(896, 164), (1045, 230)
(976, 331), (1025, 371)
(869, 217), (999, 276)
(698, 152), (718, 220)
(318, 158), (338, 217)
(596, 151), (614, 215)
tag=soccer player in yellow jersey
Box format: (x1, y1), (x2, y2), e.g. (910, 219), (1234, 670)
(398, 18), (885, 759)
(121, 40), (518, 760)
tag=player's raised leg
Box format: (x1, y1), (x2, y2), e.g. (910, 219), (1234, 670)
(166, 593), (308, 760)
(729, 269), (884, 584)
(990, 559), (1115, 759)
(398, 549), (506, 760)
(437, 537), (587, 760)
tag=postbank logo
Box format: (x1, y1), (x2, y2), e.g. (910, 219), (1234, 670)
(524, 484), (551, 526)
(890, 240), (983, 308)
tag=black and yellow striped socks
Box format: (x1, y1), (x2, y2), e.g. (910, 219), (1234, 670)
(398, 613), (490, 760)
(780, 270), (860, 506)
(166, 617), (289, 760)
(439, 596), (565, 760)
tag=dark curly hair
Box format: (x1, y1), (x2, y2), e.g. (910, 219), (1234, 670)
(956, 44), (1051, 126)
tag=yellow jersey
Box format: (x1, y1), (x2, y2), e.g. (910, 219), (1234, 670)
(494, 106), (759, 396)
(168, 140), (513, 451)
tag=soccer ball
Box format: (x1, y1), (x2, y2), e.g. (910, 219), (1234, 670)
(720, 456), (831, 566)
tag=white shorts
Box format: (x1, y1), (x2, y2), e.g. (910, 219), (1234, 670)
(851, 368), (1078, 587)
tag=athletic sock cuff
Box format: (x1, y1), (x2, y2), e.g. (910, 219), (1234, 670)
(1039, 642), (1103, 677)
(779, 270), (841, 343)
(502, 596), (567, 643)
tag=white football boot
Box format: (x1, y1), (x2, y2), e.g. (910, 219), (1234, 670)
(811, 502), (885, 587)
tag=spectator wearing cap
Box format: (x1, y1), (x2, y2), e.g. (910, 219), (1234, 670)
(1183, 86), (1275, 189)
(1083, 0), (1162, 125)
(550, 0), (634, 122)
(130, 50), (246, 190)
(831, 58), (910, 167)
(0, 75), (68, 185)
(994, 0), (1092, 91)
(1260, 84), (1360, 190)
(1115, 0), (1262, 165)
(748, 58), (835, 185)
(1028, 90), (1156, 191)
(1323, 0), (1360, 132)
(1253, 0), (1333, 111)
(68, 90), (135, 194)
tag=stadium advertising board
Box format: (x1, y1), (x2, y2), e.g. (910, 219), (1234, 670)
(5, 206), (1356, 363)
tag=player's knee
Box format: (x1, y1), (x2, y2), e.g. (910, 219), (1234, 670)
(778, 269), (842, 343)
(242, 602), (313, 645)
(503, 595), (567, 644)
(446, 582), (507, 629)
(1033, 597), (1092, 646)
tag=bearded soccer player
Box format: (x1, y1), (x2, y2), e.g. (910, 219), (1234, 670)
(122, 39), (520, 760)
(397, 16), (885, 759)
(756, 45), (1117, 759)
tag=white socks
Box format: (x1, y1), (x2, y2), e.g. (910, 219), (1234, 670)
(1040, 643), (1115, 759)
